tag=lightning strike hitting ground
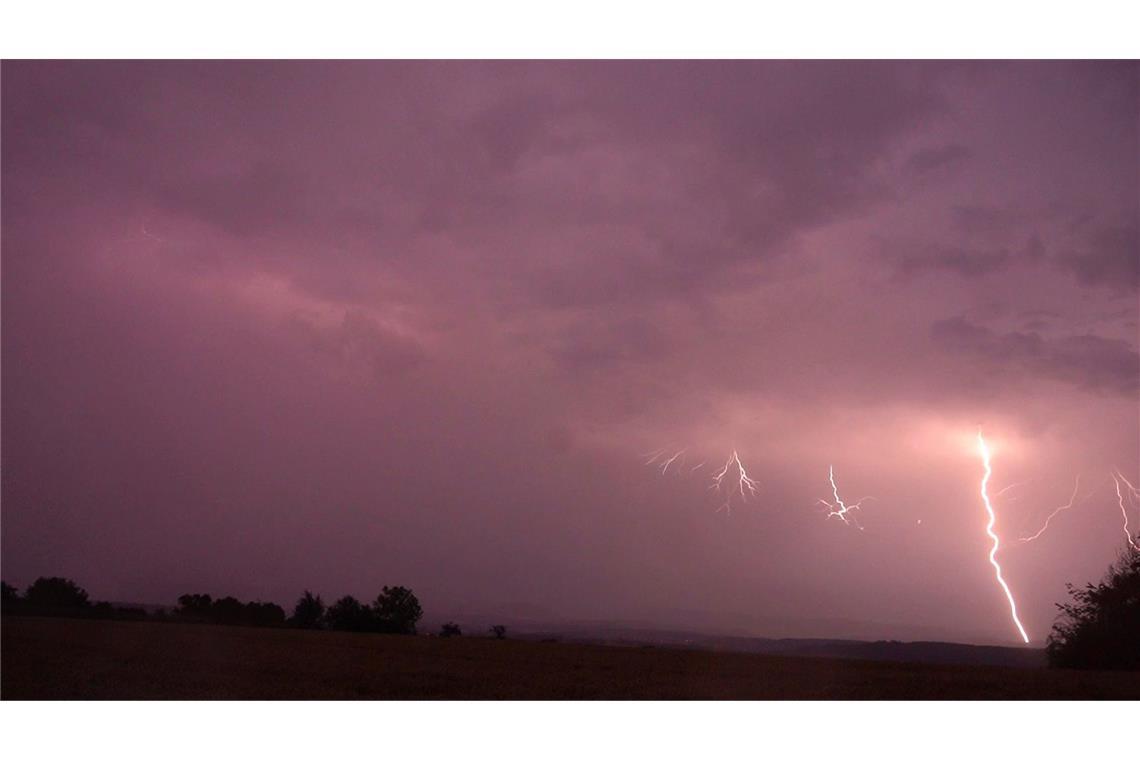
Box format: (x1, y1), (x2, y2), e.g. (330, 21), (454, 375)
(817, 466), (871, 530)
(976, 432), (1030, 644)
(710, 450), (758, 514)
(1110, 471), (1139, 551)
(1018, 475), (1091, 543)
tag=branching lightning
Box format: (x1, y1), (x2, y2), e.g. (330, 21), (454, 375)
(995, 481), (1031, 498)
(1110, 470), (1139, 551)
(637, 423), (1131, 642)
(976, 431), (1030, 644)
(1112, 470), (1140, 511)
(658, 448), (687, 474)
(816, 466), (872, 530)
(994, 480), (1032, 504)
(644, 447), (758, 514)
(1018, 475), (1092, 543)
(709, 450), (758, 514)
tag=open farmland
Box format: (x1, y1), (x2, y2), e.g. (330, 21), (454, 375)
(3, 617), (1137, 699)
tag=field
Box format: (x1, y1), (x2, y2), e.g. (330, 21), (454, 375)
(3, 616), (1138, 699)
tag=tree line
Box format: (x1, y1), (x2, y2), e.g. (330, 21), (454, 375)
(1, 577), (508, 639)
(5, 542), (1137, 666)
(289, 587), (423, 634)
(1, 576), (147, 621)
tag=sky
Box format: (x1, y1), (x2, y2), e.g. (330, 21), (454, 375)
(2, 61), (1137, 644)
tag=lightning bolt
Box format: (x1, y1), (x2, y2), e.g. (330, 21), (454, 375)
(1112, 470), (1140, 510)
(1110, 471), (1139, 551)
(710, 449), (758, 514)
(976, 431), (1030, 644)
(816, 466), (871, 530)
(1018, 475), (1092, 543)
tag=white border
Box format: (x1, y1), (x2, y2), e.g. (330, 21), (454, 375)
(0, 1), (1138, 58)
(2, 4), (1136, 757)
(1, 701), (1137, 758)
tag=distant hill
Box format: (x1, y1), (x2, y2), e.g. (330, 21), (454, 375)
(8, 616), (1127, 699)
(505, 626), (1045, 668)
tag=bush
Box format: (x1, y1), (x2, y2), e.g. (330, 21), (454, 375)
(25, 577), (90, 608)
(440, 622), (462, 638)
(1046, 543), (1139, 670)
(176, 593), (214, 619)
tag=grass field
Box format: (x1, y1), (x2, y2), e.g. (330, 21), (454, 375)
(3, 616), (1138, 699)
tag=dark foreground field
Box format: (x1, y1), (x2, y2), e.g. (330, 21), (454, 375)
(3, 617), (1138, 699)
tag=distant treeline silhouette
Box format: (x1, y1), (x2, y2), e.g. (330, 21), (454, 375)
(290, 587), (423, 635)
(1, 577), (147, 621)
(174, 593), (287, 627)
(1, 577), (509, 639)
(19, 546), (1136, 669)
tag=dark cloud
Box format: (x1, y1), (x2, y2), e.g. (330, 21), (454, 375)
(1055, 222), (1139, 292)
(3, 61), (1137, 644)
(550, 316), (668, 372)
(889, 231), (1053, 279)
(950, 204), (1028, 236)
(896, 244), (1013, 278)
(3, 61), (949, 309)
(931, 317), (1139, 395)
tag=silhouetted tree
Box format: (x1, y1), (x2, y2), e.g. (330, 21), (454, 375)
(291, 590), (326, 629)
(1046, 543), (1139, 670)
(326, 595), (374, 632)
(176, 593), (214, 619)
(211, 596), (247, 625)
(24, 577), (90, 608)
(440, 622), (462, 638)
(245, 601), (286, 627)
(490, 625), (507, 640)
(173, 593), (283, 627)
(372, 586), (422, 635)
(1, 581), (24, 615)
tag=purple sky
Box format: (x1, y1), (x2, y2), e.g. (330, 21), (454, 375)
(3, 61), (1137, 644)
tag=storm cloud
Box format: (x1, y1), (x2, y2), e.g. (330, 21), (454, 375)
(3, 61), (1137, 644)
